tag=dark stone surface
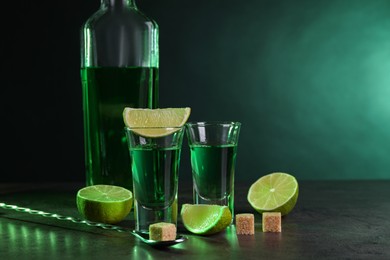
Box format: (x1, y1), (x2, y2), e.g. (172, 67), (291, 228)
(1, 181), (389, 259)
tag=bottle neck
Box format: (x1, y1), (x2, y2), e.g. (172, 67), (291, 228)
(101, 0), (137, 9)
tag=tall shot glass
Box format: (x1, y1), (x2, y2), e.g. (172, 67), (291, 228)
(125, 126), (185, 233)
(185, 122), (241, 222)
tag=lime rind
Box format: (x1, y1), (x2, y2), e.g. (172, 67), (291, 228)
(247, 172), (299, 216)
(131, 127), (181, 138)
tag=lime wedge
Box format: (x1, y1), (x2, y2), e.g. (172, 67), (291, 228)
(247, 172), (299, 216)
(122, 107), (191, 137)
(76, 185), (133, 224)
(180, 204), (232, 235)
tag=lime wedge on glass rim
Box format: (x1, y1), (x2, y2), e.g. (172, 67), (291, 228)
(247, 172), (299, 216)
(76, 185), (133, 224)
(180, 204), (232, 235)
(122, 107), (191, 137)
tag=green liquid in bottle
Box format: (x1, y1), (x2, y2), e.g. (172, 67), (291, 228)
(81, 67), (158, 190)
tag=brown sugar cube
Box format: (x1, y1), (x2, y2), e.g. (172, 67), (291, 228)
(236, 213), (255, 235)
(149, 222), (177, 241)
(262, 212), (282, 232)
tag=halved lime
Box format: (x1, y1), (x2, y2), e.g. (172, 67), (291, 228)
(247, 172), (299, 216)
(122, 107), (191, 137)
(180, 204), (232, 235)
(76, 185), (133, 224)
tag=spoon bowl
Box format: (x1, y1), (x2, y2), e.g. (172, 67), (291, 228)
(131, 230), (188, 248)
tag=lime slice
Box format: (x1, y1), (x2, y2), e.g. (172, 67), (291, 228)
(122, 107), (191, 137)
(76, 185), (133, 224)
(247, 172), (299, 216)
(180, 204), (232, 235)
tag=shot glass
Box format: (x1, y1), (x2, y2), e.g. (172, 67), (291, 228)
(125, 126), (185, 233)
(185, 121), (241, 222)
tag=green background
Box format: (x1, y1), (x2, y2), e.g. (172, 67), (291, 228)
(149, 0), (390, 181)
(2, 0), (390, 182)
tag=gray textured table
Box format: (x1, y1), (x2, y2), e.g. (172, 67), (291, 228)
(1, 180), (389, 259)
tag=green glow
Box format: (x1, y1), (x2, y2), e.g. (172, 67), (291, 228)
(250, 2), (390, 179)
(48, 231), (58, 256)
(0, 202), (109, 257)
(6, 222), (17, 255)
(226, 225), (239, 249)
(131, 246), (154, 259)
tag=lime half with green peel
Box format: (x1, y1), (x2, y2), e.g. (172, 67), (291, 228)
(180, 204), (232, 235)
(247, 172), (299, 216)
(77, 185), (133, 224)
(122, 107), (191, 137)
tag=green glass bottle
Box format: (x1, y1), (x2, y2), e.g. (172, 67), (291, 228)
(80, 0), (159, 190)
